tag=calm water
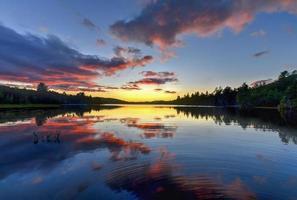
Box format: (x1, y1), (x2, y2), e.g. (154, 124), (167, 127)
(0, 105), (297, 200)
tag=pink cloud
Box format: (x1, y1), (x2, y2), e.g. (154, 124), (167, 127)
(111, 0), (297, 49)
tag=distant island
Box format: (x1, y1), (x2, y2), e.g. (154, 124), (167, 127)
(0, 70), (296, 111)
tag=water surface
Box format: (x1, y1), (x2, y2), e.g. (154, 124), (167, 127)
(0, 105), (297, 200)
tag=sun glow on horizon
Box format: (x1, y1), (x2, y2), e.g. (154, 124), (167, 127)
(64, 88), (178, 102)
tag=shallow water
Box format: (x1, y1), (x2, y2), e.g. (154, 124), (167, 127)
(0, 105), (297, 200)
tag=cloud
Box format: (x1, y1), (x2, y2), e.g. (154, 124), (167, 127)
(66, 87), (108, 93)
(110, 0), (297, 48)
(96, 39), (106, 46)
(121, 83), (141, 90)
(253, 50), (269, 57)
(129, 77), (178, 85)
(104, 86), (119, 90)
(82, 18), (99, 31)
(0, 24), (153, 90)
(164, 90), (176, 94)
(114, 46), (142, 58)
(140, 71), (175, 78)
(132, 70), (177, 85)
(122, 70), (177, 90)
(250, 29), (267, 37)
(154, 88), (162, 92)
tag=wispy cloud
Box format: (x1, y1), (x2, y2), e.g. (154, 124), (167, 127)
(250, 30), (267, 37)
(82, 18), (99, 31)
(130, 70), (177, 86)
(129, 77), (178, 85)
(114, 46), (142, 58)
(140, 71), (176, 78)
(121, 83), (141, 90)
(164, 90), (176, 94)
(253, 50), (269, 58)
(96, 39), (106, 46)
(122, 70), (177, 90)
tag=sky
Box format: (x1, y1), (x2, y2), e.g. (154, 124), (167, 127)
(0, 0), (297, 102)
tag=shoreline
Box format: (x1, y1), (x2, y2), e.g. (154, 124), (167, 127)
(0, 103), (279, 110)
(0, 104), (61, 109)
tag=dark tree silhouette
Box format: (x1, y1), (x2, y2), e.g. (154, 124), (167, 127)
(37, 83), (48, 93)
(173, 70), (297, 110)
(279, 71), (289, 80)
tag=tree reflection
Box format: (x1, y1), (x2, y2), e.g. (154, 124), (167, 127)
(175, 107), (297, 144)
(0, 105), (118, 125)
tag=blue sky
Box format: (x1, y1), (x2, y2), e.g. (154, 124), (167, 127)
(0, 0), (296, 101)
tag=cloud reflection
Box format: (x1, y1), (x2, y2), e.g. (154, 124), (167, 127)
(120, 117), (177, 138)
(0, 110), (151, 180)
(106, 148), (256, 200)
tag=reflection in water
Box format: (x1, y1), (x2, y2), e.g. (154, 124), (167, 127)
(76, 132), (150, 161)
(33, 132), (61, 144)
(107, 149), (256, 200)
(0, 107), (150, 180)
(0, 105), (297, 199)
(0, 105), (117, 125)
(175, 107), (297, 144)
(120, 117), (177, 138)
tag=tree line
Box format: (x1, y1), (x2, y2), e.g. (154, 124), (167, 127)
(0, 83), (101, 105)
(0, 70), (296, 109)
(173, 70), (297, 110)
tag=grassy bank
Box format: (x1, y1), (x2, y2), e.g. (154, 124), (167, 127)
(0, 104), (61, 109)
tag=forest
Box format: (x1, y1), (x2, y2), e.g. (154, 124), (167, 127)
(0, 83), (125, 106)
(172, 70), (297, 110)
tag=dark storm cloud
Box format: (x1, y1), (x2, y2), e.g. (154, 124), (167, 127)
(253, 50), (269, 57)
(0, 25), (153, 90)
(110, 0), (297, 48)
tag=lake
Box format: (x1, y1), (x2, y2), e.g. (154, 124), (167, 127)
(0, 105), (297, 200)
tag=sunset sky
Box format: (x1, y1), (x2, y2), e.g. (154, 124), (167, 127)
(0, 0), (297, 101)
